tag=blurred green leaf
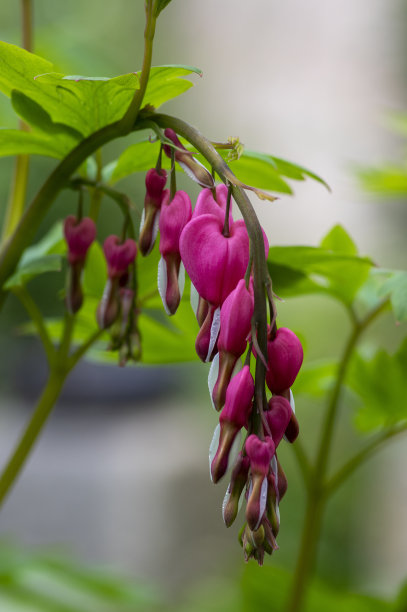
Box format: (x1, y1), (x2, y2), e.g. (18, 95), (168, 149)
(267, 239), (372, 306)
(108, 139), (327, 197)
(155, 0), (173, 16)
(348, 337), (407, 432)
(357, 165), (407, 197)
(82, 242), (107, 299)
(241, 564), (393, 612)
(0, 128), (74, 159)
(0, 542), (156, 612)
(320, 224), (357, 256)
(294, 360), (337, 397)
(377, 270), (407, 323)
(4, 223), (65, 289)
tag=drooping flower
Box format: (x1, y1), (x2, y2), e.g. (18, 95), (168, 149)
(97, 235), (137, 329)
(245, 434), (275, 531)
(158, 190), (192, 315)
(265, 395), (293, 448)
(222, 452), (250, 527)
(192, 184), (233, 226)
(210, 366), (254, 483)
(139, 168), (168, 256)
(63, 215), (96, 313)
(265, 327), (303, 394)
(212, 279), (254, 410)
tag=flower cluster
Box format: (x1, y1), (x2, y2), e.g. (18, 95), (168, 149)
(63, 128), (304, 563)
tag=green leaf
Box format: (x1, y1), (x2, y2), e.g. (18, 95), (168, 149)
(294, 360), (337, 397)
(320, 224), (357, 256)
(267, 238), (372, 306)
(155, 0), (173, 16)
(378, 270), (407, 323)
(82, 242), (107, 298)
(347, 337), (407, 432)
(0, 43), (201, 136)
(108, 139), (327, 196)
(0, 128), (74, 159)
(357, 165), (407, 197)
(4, 222), (65, 289)
(241, 564), (393, 612)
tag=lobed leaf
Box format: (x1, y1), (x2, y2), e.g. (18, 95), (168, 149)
(348, 337), (407, 432)
(267, 226), (373, 306)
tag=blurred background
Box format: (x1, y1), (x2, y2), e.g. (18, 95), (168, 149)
(0, 1), (406, 609)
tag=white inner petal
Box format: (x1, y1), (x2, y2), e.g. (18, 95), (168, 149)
(290, 389), (296, 414)
(205, 306), (220, 362)
(222, 484), (231, 524)
(178, 261), (185, 300)
(208, 352), (220, 410)
(254, 477), (268, 531)
(190, 282), (199, 317)
(139, 208), (146, 234)
(208, 423), (221, 482)
(157, 256), (171, 315)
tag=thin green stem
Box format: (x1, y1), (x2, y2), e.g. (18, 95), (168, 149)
(326, 423), (407, 495)
(12, 286), (55, 365)
(1, 0), (33, 244)
(68, 328), (104, 370)
(286, 299), (389, 612)
(88, 149), (103, 221)
(120, 0), (156, 132)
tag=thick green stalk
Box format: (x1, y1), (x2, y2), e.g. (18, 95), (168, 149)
(286, 300), (389, 612)
(0, 366), (67, 508)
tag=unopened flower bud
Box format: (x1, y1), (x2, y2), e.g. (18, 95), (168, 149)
(158, 190), (191, 314)
(139, 168), (167, 256)
(222, 452), (250, 527)
(63, 215), (96, 265)
(192, 184), (233, 226)
(266, 327), (303, 394)
(104, 235), (138, 280)
(212, 279), (254, 410)
(245, 435), (275, 531)
(211, 367), (254, 483)
(195, 304), (219, 362)
(266, 395), (292, 448)
(163, 128), (214, 188)
(97, 278), (119, 329)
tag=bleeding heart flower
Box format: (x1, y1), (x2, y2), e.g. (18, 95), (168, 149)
(64, 216), (96, 265)
(139, 168), (167, 256)
(265, 327), (303, 394)
(158, 190), (192, 314)
(192, 184), (233, 226)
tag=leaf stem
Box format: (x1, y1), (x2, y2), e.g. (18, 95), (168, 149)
(326, 423), (407, 495)
(12, 286), (55, 365)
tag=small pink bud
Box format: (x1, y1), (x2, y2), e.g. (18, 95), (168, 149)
(218, 279), (254, 356)
(245, 435), (275, 476)
(266, 327), (303, 394)
(266, 395), (293, 448)
(245, 435), (275, 531)
(139, 168), (167, 256)
(97, 278), (120, 329)
(195, 304), (219, 362)
(103, 235), (137, 279)
(163, 128), (214, 188)
(64, 215), (96, 265)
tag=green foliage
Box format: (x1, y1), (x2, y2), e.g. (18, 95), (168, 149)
(107, 139), (329, 195)
(0, 542), (156, 612)
(294, 360), (337, 398)
(154, 0), (173, 16)
(241, 564), (393, 612)
(267, 225), (372, 306)
(357, 165), (407, 196)
(5, 223), (65, 289)
(0, 42), (202, 146)
(0, 128), (75, 159)
(348, 337), (407, 432)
